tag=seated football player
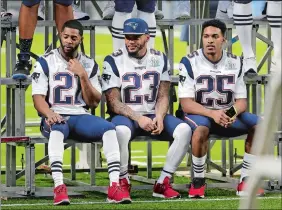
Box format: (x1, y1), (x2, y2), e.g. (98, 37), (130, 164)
(102, 18), (192, 199)
(31, 20), (131, 205)
(178, 19), (265, 198)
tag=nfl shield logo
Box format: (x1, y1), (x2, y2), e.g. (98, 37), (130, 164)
(125, 22), (138, 30)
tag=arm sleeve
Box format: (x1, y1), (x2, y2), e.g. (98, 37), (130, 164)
(31, 61), (48, 96)
(160, 53), (171, 82)
(178, 56), (196, 98)
(89, 61), (102, 94)
(101, 55), (121, 92)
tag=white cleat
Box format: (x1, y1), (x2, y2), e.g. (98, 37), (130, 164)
(102, 0), (115, 20)
(37, 1), (45, 20)
(154, 7), (164, 20)
(173, 0), (190, 20)
(243, 57), (258, 78)
(73, 3), (90, 20)
(1, 7), (12, 22)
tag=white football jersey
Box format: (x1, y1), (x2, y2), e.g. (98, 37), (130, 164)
(178, 49), (246, 110)
(32, 49), (101, 115)
(101, 48), (170, 115)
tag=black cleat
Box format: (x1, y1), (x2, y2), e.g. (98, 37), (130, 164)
(12, 52), (32, 80)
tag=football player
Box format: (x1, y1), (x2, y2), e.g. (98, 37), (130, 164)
(233, 0), (281, 76)
(31, 20), (131, 205)
(178, 19), (264, 198)
(102, 18), (192, 199)
(111, 0), (156, 50)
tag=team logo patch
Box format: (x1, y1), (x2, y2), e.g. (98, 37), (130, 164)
(179, 75), (186, 86)
(31, 72), (40, 83)
(150, 57), (160, 67)
(225, 60), (237, 70)
(81, 60), (90, 69)
(102, 74), (111, 84)
(125, 22), (138, 30)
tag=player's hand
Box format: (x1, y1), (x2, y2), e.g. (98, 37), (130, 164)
(211, 110), (230, 127)
(226, 116), (236, 127)
(67, 58), (85, 77)
(151, 116), (164, 135)
(45, 111), (64, 126)
(137, 116), (157, 132)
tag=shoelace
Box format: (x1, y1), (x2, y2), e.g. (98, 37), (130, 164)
(56, 185), (67, 194)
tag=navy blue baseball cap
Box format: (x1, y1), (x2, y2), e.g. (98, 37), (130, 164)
(123, 18), (149, 35)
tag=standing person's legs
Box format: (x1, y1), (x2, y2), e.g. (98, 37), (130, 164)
(136, 0), (156, 48)
(111, 0), (134, 50)
(12, 0), (41, 80)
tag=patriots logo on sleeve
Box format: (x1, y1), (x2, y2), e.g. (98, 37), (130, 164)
(31, 72), (40, 83)
(102, 74), (111, 84)
(179, 75), (186, 86)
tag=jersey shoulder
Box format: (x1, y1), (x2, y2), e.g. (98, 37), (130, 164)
(149, 48), (162, 56)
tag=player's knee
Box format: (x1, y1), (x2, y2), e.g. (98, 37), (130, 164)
(102, 122), (116, 133)
(54, 0), (73, 6)
(51, 123), (69, 139)
(193, 126), (209, 144)
(234, 0), (252, 4)
(116, 125), (131, 144)
(115, 0), (135, 13)
(173, 123), (192, 146)
(22, 0), (41, 7)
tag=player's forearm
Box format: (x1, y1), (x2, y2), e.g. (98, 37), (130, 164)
(155, 81), (170, 118)
(80, 73), (101, 108)
(155, 97), (169, 119)
(105, 88), (141, 121)
(180, 98), (213, 118)
(233, 98), (247, 115)
(32, 95), (53, 117)
(109, 100), (141, 121)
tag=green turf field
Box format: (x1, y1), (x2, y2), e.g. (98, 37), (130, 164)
(1, 32), (279, 209)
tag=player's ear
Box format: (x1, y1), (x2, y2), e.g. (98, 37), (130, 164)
(80, 36), (84, 44)
(146, 34), (150, 42)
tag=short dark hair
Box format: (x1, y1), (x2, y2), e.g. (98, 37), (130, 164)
(61, 19), (84, 36)
(201, 19), (227, 37)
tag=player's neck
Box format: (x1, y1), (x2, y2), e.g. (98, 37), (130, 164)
(203, 51), (223, 64)
(134, 48), (147, 59)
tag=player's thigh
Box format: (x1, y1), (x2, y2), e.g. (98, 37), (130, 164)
(182, 114), (212, 132)
(237, 112), (259, 128)
(162, 114), (188, 136)
(22, 0), (41, 7)
(210, 119), (248, 137)
(136, 0), (156, 13)
(54, 0), (73, 6)
(70, 115), (116, 142)
(111, 115), (138, 139)
(40, 118), (70, 140)
(115, 0), (135, 13)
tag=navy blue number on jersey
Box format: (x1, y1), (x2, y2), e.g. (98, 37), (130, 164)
(53, 73), (81, 105)
(195, 75), (235, 107)
(123, 72), (160, 104)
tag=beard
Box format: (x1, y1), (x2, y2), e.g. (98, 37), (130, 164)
(126, 40), (146, 58)
(59, 39), (80, 58)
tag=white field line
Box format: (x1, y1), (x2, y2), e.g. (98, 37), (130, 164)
(1, 196), (280, 207)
